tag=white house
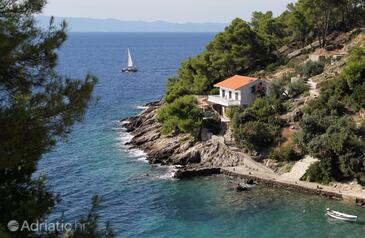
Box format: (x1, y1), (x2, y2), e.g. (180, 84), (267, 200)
(208, 75), (267, 115)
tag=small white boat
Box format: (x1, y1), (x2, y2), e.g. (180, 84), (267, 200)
(326, 208), (357, 222)
(122, 48), (138, 73)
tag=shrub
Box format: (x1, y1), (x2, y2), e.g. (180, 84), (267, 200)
(287, 79), (309, 98)
(164, 78), (192, 103)
(301, 60), (325, 77)
(268, 78), (287, 100)
(209, 87), (220, 95)
(266, 63), (277, 72)
(268, 145), (302, 162)
(349, 83), (365, 110)
(303, 160), (332, 184)
(342, 46), (365, 90)
(234, 121), (280, 152)
(157, 95), (203, 137)
(225, 106), (239, 119)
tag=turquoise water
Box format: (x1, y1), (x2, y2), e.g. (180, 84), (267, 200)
(37, 33), (365, 237)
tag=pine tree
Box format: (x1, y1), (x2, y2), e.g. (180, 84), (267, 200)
(0, 1), (112, 237)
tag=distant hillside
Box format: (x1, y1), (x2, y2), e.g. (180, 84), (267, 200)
(36, 16), (227, 32)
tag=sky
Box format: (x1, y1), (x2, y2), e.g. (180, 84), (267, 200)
(43, 0), (297, 23)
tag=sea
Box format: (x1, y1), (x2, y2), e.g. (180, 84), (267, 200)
(37, 33), (365, 238)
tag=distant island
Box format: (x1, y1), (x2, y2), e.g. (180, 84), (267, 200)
(36, 16), (227, 32)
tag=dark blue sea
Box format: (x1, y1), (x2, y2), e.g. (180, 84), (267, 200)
(37, 33), (365, 238)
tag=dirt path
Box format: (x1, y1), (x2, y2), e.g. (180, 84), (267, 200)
(281, 155), (319, 181)
(308, 78), (320, 98)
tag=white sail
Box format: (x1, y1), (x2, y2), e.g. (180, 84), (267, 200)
(127, 48), (133, 68)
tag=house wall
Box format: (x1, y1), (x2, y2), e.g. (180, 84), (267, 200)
(239, 79), (267, 105)
(220, 87), (241, 101)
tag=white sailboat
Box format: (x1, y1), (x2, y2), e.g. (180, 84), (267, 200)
(122, 48), (138, 73)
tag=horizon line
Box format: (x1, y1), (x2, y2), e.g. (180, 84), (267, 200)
(37, 15), (230, 25)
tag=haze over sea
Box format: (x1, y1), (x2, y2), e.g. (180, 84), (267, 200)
(37, 33), (365, 238)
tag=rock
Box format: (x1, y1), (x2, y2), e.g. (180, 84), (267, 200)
(148, 140), (181, 164)
(121, 100), (266, 171)
(264, 159), (279, 172)
(247, 179), (254, 185)
(174, 167), (221, 179)
(236, 184), (248, 192)
(173, 150), (201, 165)
(325, 44), (336, 51)
(285, 108), (303, 122)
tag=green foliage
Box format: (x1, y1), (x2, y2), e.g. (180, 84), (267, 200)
(269, 145), (302, 162)
(250, 11), (287, 50)
(0, 1), (112, 237)
(342, 46), (365, 90)
(164, 77), (192, 103)
(225, 106), (240, 119)
(232, 98), (284, 152)
(163, 18), (278, 101)
(157, 96), (202, 137)
(303, 160), (332, 184)
(268, 75), (309, 100)
(295, 47), (365, 183)
(234, 121), (280, 152)
(285, 0), (364, 47)
(287, 79), (309, 98)
(349, 83), (365, 110)
(268, 78), (287, 100)
(286, 3), (312, 46)
(300, 60), (325, 78)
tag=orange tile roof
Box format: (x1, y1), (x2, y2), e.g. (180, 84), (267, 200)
(214, 75), (258, 90)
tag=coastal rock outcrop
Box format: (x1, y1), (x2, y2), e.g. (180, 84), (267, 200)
(121, 101), (250, 173)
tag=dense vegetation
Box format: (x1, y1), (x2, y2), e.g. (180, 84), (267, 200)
(0, 0), (112, 237)
(231, 98), (285, 152)
(297, 46), (365, 184)
(157, 0), (364, 138)
(157, 95), (202, 137)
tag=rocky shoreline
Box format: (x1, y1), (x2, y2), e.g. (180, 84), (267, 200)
(121, 101), (365, 206)
(121, 101), (251, 172)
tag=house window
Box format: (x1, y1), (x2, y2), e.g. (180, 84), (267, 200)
(222, 89), (225, 98)
(235, 92), (238, 100)
(229, 91), (232, 99)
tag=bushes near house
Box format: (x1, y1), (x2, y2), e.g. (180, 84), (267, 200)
(269, 145), (302, 162)
(300, 60), (325, 78)
(287, 79), (309, 98)
(157, 95), (203, 138)
(225, 106), (240, 119)
(268, 78), (287, 100)
(234, 121), (280, 152)
(232, 98), (283, 152)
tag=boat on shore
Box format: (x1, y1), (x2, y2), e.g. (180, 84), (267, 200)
(122, 48), (138, 73)
(326, 208), (357, 222)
